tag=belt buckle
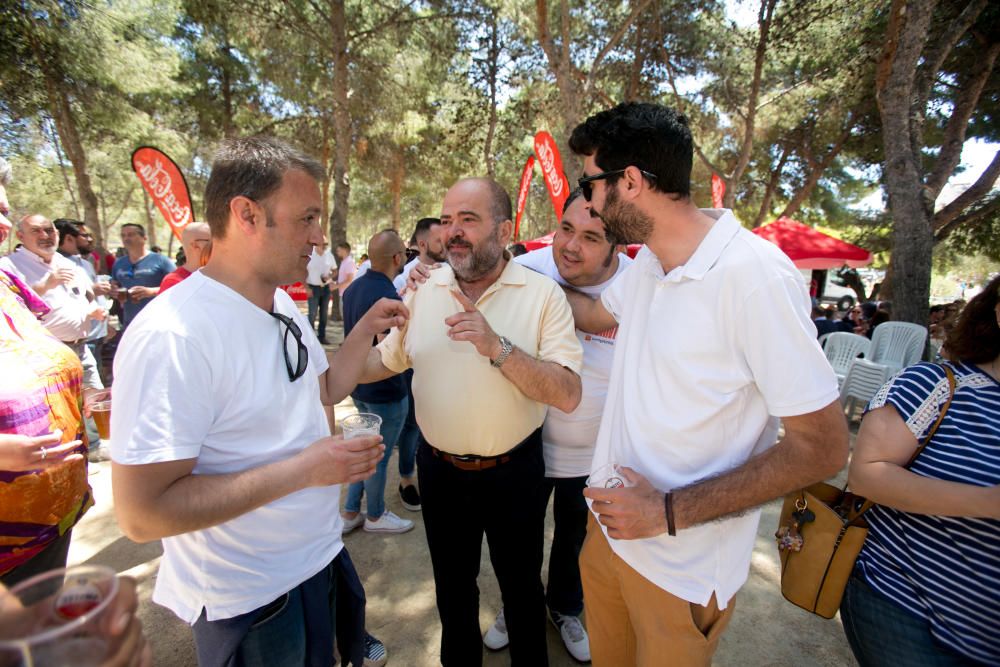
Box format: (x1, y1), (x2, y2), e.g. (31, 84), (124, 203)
(452, 454), (478, 463)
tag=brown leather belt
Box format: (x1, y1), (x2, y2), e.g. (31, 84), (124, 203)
(428, 445), (513, 471)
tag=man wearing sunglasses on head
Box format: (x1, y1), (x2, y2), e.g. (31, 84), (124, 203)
(562, 103), (848, 666)
(110, 136), (408, 667)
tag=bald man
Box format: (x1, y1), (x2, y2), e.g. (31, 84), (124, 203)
(340, 229), (415, 534)
(159, 222), (211, 293)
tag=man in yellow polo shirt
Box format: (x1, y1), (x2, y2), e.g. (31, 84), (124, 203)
(344, 177), (583, 666)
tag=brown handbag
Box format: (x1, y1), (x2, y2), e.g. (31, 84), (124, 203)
(775, 365), (956, 619)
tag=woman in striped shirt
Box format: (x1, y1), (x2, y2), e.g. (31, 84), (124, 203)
(841, 275), (1000, 666)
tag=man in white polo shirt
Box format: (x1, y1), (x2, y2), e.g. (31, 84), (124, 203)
(563, 102), (848, 666)
(481, 188), (630, 663)
(110, 136), (404, 666)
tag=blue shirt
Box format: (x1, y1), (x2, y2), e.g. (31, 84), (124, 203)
(112, 252), (175, 327)
(342, 270), (406, 404)
(858, 361), (1000, 665)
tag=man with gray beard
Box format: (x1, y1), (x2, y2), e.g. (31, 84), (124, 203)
(342, 177), (583, 666)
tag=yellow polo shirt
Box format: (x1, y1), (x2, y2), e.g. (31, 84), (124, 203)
(377, 258), (583, 456)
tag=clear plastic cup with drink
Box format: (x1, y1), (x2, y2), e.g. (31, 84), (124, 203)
(341, 413), (382, 439)
(88, 390), (112, 441)
(0, 565), (119, 667)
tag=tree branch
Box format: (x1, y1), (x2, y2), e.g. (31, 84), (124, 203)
(661, 52), (726, 176)
(934, 193), (1000, 244)
(925, 40), (1000, 199)
(913, 0), (988, 114)
(751, 144), (791, 228)
(584, 0), (654, 94)
(932, 149), (1000, 232)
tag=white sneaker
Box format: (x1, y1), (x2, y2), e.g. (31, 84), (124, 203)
(342, 512), (365, 534)
(550, 611), (591, 662)
(364, 510), (414, 534)
(483, 608), (509, 650)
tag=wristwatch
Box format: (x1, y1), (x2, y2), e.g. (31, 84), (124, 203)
(491, 335), (514, 368)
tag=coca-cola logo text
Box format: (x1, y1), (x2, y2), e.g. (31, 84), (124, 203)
(535, 141), (564, 198)
(136, 157), (192, 228)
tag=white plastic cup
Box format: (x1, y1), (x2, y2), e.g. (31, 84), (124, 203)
(0, 565), (119, 667)
(341, 413), (382, 439)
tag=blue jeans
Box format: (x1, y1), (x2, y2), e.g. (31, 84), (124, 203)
(841, 570), (979, 666)
(307, 284), (330, 340)
(345, 397), (408, 518)
(395, 370), (419, 479)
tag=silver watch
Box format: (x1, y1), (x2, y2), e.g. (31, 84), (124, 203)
(491, 335), (514, 368)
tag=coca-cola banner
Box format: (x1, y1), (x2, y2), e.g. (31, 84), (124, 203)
(711, 172), (726, 209)
(513, 155), (535, 241)
(533, 131), (570, 222)
(131, 146), (194, 241)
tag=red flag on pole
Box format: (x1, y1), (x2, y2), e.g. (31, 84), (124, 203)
(130, 146), (194, 242)
(711, 173), (725, 208)
(514, 155), (535, 241)
(533, 131), (571, 222)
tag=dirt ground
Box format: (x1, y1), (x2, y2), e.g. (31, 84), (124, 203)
(68, 319), (857, 666)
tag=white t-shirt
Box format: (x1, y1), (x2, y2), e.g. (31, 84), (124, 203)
(595, 210), (839, 609)
(515, 246), (632, 477)
(110, 272), (341, 624)
(353, 258), (369, 281)
(338, 255), (358, 293)
(66, 253), (108, 341)
(393, 256), (420, 293)
(306, 249), (337, 286)
(0, 247), (92, 341)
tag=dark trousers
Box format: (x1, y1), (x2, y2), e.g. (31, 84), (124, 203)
(841, 569), (980, 666)
(417, 430), (548, 667)
(541, 476), (588, 617)
(307, 284), (330, 340)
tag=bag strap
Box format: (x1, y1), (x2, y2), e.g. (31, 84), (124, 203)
(849, 365), (956, 522)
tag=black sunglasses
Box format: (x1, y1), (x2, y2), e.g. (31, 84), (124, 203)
(269, 311), (309, 382)
(578, 168), (658, 201)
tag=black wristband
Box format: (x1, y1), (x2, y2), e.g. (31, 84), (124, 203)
(664, 492), (676, 536)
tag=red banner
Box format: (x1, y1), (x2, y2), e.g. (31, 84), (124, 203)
(131, 146), (194, 242)
(711, 173), (725, 208)
(533, 131), (570, 222)
(280, 282), (309, 302)
(513, 155), (535, 241)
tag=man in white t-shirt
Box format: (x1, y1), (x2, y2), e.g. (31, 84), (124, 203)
(393, 216), (445, 293)
(563, 103), (848, 665)
(305, 238), (337, 343)
(481, 189), (630, 663)
(110, 136), (407, 667)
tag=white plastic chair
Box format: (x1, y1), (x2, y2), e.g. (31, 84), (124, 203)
(868, 322), (928, 374)
(840, 358), (891, 422)
(823, 332), (871, 388)
(839, 322), (928, 421)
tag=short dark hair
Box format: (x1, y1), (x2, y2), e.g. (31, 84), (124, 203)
(54, 218), (81, 245)
(569, 102), (693, 199)
(944, 274), (1000, 364)
(122, 223), (146, 237)
(413, 217), (440, 242)
(204, 135), (324, 239)
(561, 188), (585, 216)
(336, 242), (351, 252)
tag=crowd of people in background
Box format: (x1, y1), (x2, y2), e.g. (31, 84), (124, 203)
(0, 102), (997, 667)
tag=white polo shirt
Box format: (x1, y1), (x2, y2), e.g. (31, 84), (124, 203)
(306, 248), (337, 286)
(0, 247), (91, 341)
(594, 209), (838, 608)
(515, 246), (632, 477)
(110, 272), (342, 623)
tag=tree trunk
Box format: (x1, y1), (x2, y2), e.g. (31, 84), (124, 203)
(325, 0), (351, 323)
(143, 189), (157, 249)
(751, 145), (790, 227)
(876, 0), (936, 325)
(42, 71), (103, 250)
(483, 11), (499, 177)
(328, 0), (350, 253)
(389, 154), (404, 231)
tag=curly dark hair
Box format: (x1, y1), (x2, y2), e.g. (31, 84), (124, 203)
(943, 274), (1000, 364)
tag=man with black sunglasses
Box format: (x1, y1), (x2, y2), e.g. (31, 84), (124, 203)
(561, 102), (848, 666)
(110, 136), (408, 667)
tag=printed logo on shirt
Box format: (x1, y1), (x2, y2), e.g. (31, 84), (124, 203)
(583, 325), (618, 344)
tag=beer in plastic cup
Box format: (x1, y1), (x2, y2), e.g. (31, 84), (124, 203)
(341, 413), (382, 439)
(90, 401), (111, 440)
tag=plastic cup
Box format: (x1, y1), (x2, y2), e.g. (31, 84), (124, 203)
(341, 413), (382, 439)
(587, 463), (634, 490)
(90, 402), (111, 441)
(0, 565), (119, 667)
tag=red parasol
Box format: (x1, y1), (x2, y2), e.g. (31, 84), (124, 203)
(751, 217), (872, 269)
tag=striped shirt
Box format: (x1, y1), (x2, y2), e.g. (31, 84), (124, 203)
(857, 361), (1000, 665)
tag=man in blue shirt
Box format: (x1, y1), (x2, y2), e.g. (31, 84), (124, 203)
(111, 223), (175, 328)
(340, 229), (414, 535)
